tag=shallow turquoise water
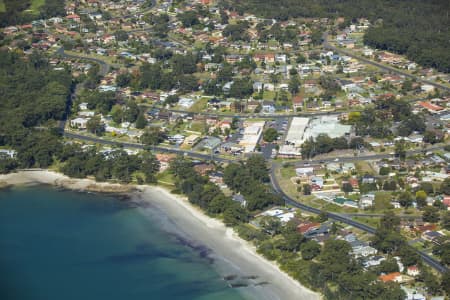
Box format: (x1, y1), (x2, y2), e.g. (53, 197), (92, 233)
(0, 186), (244, 300)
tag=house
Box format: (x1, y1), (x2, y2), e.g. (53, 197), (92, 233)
(350, 240), (377, 258)
(310, 176), (324, 188)
(197, 136), (222, 150)
(379, 272), (413, 284)
(292, 95), (304, 111)
(407, 265), (420, 277)
(297, 221), (321, 234)
(232, 194), (246, 206)
(363, 256), (386, 268)
(262, 101), (276, 114)
(66, 14), (81, 22)
(209, 172), (224, 185)
(361, 174), (376, 184)
(295, 167), (314, 178)
(156, 154), (176, 171)
(418, 101), (444, 114)
(402, 287), (426, 300)
(194, 163), (215, 176)
(70, 117), (89, 129)
(360, 194), (375, 209)
(178, 97), (194, 108)
(184, 134), (200, 146)
(304, 224), (331, 239)
(0, 149), (16, 159)
(422, 230), (444, 243)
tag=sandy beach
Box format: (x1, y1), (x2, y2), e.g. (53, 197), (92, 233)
(0, 170), (320, 300)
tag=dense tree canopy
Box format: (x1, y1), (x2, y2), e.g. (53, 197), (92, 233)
(222, 0), (450, 72)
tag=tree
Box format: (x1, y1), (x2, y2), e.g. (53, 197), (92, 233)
(229, 77), (253, 98)
(178, 11), (199, 27)
(420, 182), (434, 195)
(170, 53), (197, 75)
(303, 184), (312, 195)
(415, 190), (427, 208)
(423, 130), (442, 144)
(319, 239), (354, 281)
(263, 128), (279, 142)
(123, 101), (139, 123)
(86, 116), (104, 136)
(223, 202), (249, 226)
(441, 177), (450, 195)
(394, 140), (406, 160)
(380, 211), (401, 232)
(260, 216), (282, 235)
(377, 258), (399, 274)
(422, 206), (440, 223)
(116, 73), (131, 87)
(140, 151), (160, 183)
(135, 112), (147, 129)
(246, 155), (269, 183)
(342, 182), (353, 193)
(398, 191), (413, 208)
(288, 75), (300, 94)
(301, 240), (321, 260)
(442, 211), (450, 230)
(442, 271), (450, 295)
(114, 30), (129, 41)
(111, 104), (123, 124)
(140, 127), (164, 145)
(379, 166), (391, 176)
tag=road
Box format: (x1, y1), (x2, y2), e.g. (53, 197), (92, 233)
(55, 22), (449, 274)
(269, 164), (448, 274)
(55, 47), (110, 76)
(322, 32), (450, 93)
(63, 127), (448, 273)
(63, 131), (236, 163)
(293, 143), (447, 166)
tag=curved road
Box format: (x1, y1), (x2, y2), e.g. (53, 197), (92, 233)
(269, 164), (448, 274)
(55, 47), (110, 76)
(322, 32), (450, 93)
(56, 23), (448, 274)
(63, 129), (448, 273)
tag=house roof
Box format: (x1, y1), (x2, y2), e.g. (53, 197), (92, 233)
(379, 272), (401, 283)
(419, 101), (444, 111)
(297, 222), (320, 234)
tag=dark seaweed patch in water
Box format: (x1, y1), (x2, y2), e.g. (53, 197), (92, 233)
(172, 234), (214, 264)
(105, 243), (182, 264)
(223, 275), (238, 281)
(228, 282), (249, 288)
(242, 275), (258, 280)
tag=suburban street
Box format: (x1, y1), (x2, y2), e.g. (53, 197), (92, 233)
(322, 32), (450, 93)
(54, 25), (450, 277)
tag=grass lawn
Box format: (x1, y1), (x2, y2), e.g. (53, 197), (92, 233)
(188, 121), (206, 133)
(374, 191), (393, 211)
(189, 98), (208, 113)
(353, 216), (380, 228)
(156, 170), (175, 186)
(29, 0), (45, 14)
(355, 161), (375, 175)
(0, 0), (5, 12)
(280, 166), (296, 179)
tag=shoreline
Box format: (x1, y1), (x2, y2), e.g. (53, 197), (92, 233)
(0, 170), (320, 300)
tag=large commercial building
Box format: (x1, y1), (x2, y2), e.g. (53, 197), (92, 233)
(239, 121), (265, 152)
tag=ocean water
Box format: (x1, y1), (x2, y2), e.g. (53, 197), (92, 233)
(0, 185), (245, 300)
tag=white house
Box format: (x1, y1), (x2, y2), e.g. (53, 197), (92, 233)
(70, 118), (89, 129)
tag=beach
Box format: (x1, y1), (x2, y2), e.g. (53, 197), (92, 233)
(0, 170), (320, 300)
